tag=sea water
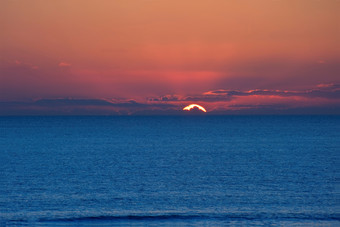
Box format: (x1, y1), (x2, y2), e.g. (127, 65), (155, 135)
(0, 116), (339, 226)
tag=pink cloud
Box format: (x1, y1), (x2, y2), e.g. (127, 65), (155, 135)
(58, 62), (71, 67)
(317, 83), (334, 88)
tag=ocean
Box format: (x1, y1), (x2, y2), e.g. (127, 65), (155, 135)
(0, 116), (339, 226)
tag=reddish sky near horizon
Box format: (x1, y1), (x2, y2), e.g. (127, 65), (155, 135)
(1, 0), (339, 114)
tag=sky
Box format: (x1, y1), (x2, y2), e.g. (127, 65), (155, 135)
(1, 0), (339, 115)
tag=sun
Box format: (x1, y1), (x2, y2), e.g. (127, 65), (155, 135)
(183, 104), (207, 112)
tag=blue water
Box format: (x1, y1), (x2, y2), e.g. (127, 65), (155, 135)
(0, 116), (339, 226)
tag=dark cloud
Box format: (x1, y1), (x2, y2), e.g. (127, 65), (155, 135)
(34, 99), (115, 107)
(148, 95), (179, 102)
(33, 98), (174, 108)
(0, 98), (175, 115)
(149, 84), (340, 103)
(183, 95), (234, 102)
(1, 84), (339, 115)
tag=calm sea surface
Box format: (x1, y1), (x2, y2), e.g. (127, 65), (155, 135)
(0, 116), (339, 226)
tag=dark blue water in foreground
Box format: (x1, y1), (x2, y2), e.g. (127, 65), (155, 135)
(0, 116), (339, 226)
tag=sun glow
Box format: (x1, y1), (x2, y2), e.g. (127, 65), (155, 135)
(183, 104), (207, 112)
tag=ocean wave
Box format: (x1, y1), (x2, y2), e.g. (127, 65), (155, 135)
(37, 212), (340, 222)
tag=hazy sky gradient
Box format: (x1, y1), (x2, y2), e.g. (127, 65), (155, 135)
(1, 0), (339, 114)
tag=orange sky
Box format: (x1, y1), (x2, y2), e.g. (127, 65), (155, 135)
(1, 0), (339, 114)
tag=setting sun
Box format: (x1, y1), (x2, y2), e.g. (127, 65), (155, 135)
(183, 104), (207, 112)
